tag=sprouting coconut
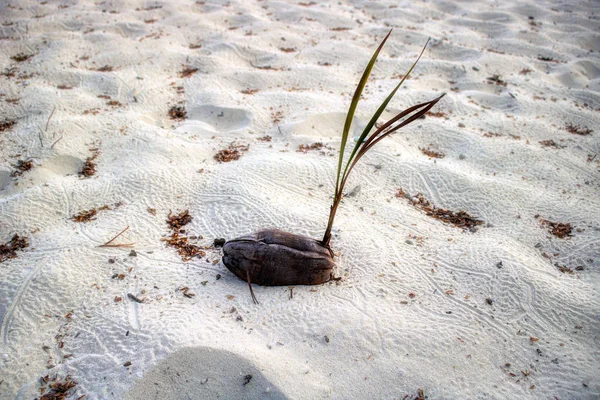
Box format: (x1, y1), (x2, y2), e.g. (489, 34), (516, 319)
(222, 31), (445, 303)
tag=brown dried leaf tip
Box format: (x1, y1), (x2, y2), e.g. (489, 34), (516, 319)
(11, 159), (33, 177)
(0, 234), (29, 263)
(179, 66), (198, 78)
(0, 119), (16, 132)
(164, 210), (206, 261)
(168, 105), (187, 120)
(537, 216), (573, 238)
(420, 147), (445, 159)
(214, 143), (249, 162)
(38, 374), (78, 400)
(403, 191), (484, 231)
(565, 123), (592, 136)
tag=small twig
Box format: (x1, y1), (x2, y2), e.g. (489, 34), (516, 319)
(38, 127), (44, 148)
(98, 226), (135, 247)
(99, 243), (135, 248)
(127, 293), (144, 303)
(289, 287), (294, 300)
(45, 106), (56, 132)
(50, 133), (64, 149)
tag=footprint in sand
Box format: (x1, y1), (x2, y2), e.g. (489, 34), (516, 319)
(184, 105), (251, 133)
(285, 112), (352, 138)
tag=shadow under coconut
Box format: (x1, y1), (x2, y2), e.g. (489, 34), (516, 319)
(125, 346), (288, 400)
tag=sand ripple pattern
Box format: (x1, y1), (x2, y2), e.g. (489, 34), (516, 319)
(0, 0), (599, 399)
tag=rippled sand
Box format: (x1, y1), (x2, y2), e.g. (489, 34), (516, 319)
(0, 0), (599, 399)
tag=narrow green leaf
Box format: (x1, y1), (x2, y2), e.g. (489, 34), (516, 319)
(334, 30), (392, 197)
(339, 39), (430, 188)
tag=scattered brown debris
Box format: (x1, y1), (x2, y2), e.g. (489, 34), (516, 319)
(425, 111), (447, 118)
(486, 75), (507, 87)
(279, 47), (296, 53)
(71, 205), (111, 223)
(483, 131), (502, 138)
(147, 207), (157, 216)
(106, 100), (123, 107)
(167, 209), (193, 231)
(80, 151), (99, 177)
(180, 286), (195, 298)
(164, 210), (206, 261)
(565, 123), (592, 136)
(538, 56), (559, 63)
(555, 263), (580, 274)
(11, 159), (33, 177)
(144, 18), (158, 24)
(136, 5), (162, 10)
(403, 191), (484, 231)
(0, 234), (29, 263)
(0, 119), (16, 132)
(127, 293), (144, 303)
(537, 216), (573, 238)
(71, 209), (98, 223)
(539, 139), (561, 149)
(257, 135), (272, 142)
(39, 374), (78, 400)
(241, 88), (260, 95)
(395, 188), (406, 198)
(330, 27), (350, 31)
(297, 142), (325, 153)
(420, 147), (445, 159)
(298, 1), (317, 5)
(214, 143), (249, 162)
(189, 43), (202, 49)
(404, 388), (425, 400)
(179, 66), (198, 78)
(519, 68), (533, 75)
(168, 105), (187, 120)
(11, 53), (33, 62)
(56, 84), (72, 90)
(83, 108), (100, 116)
(271, 109), (284, 124)
(253, 65), (279, 71)
(2, 67), (17, 78)
(96, 65), (114, 72)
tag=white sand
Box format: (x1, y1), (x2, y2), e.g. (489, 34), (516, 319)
(1, 0), (599, 399)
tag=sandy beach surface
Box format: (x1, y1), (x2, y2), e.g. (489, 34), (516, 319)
(1, 0), (599, 399)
